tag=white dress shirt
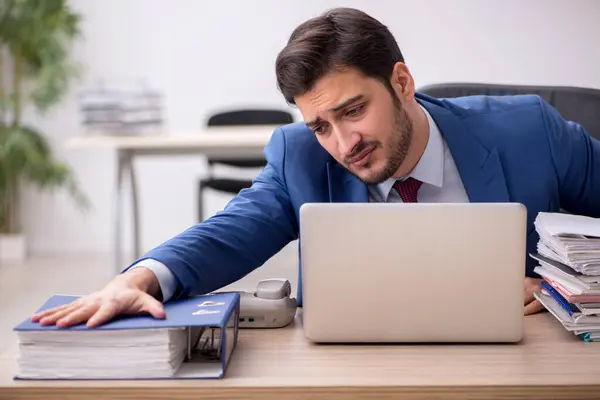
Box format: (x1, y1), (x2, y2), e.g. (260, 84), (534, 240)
(131, 106), (469, 302)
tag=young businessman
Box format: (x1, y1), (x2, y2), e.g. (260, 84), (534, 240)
(33, 8), (600, 328)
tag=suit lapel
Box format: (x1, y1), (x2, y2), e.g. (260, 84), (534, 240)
(326, 162), (369, 203)
(419, 95), (510, 203)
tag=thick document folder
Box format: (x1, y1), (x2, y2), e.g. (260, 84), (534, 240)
(13, 292), (240, 380)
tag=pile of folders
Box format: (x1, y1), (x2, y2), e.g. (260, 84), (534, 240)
(531, 212), (600, 342)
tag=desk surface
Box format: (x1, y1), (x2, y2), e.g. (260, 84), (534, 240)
(2, 311), (600, 400)
(66, 126), (277, 151)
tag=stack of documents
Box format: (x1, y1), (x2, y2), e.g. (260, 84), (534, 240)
(14, 292), (240, 380)
(531, 212), (600, 341)
(534, 212), (600, 275)
(17, 328), (188, 379)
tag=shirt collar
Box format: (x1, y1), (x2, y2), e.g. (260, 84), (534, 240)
(373, 105), (445, 201)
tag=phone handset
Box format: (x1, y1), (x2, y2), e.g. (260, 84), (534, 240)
(239, 279), (297, 328)
(256, 278), (292, 299)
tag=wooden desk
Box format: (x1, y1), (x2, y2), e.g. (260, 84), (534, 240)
(66, 127), (275, 157)
(66, 126), (276, 271)
(2, 311), (600, 399)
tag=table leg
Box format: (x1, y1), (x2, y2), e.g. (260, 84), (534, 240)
(114, 150), (125, 272)
(129, 153), (141, 260)
(114, 150), (141, 273)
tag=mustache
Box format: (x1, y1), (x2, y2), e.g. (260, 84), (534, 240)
(344, 141), (379, 164)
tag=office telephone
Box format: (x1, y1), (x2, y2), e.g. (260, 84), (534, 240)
(238, 279), (297, 328)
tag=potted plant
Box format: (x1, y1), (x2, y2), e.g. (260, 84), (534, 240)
(0, 0), (87, 263)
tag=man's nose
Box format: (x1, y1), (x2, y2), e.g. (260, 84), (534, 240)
(334, 127), (360, 156)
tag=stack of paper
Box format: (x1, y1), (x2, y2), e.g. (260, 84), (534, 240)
(531, 212), (600, 341)
(78, 79), (164, 135)
(534, 212), (600, 275)
(17, 328), (188, 379)
(14, 292), (240, 380)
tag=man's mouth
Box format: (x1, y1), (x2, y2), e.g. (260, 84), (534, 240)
(347, 145), (376, 166)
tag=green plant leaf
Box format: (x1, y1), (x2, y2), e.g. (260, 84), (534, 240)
(0, 124), (89, 233)
(0, 0), (87, 233)
(0, 0), (82, 113)
(1, 125), (88, 201)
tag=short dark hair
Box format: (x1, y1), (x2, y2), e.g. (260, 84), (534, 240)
(275, 7), (404, 105)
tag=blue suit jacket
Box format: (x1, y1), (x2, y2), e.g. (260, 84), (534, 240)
(135, 93), (600, 305)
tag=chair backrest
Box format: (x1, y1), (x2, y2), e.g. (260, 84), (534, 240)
(207, 109), (294, 127)
(205, 109), (294, 168)
(418, 83), (600, 141)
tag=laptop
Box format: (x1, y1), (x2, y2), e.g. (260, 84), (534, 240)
(298, 202), (527, 343)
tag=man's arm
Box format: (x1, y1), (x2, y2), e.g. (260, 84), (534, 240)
(124, 127), (299, 300)
(31, 127), (299, 328)
(538, 97), (600, 217)
(523, 98), (600, 316)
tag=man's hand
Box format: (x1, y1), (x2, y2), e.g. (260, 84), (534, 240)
(524, 277), (545, 315)
(31, 267), (166, 328)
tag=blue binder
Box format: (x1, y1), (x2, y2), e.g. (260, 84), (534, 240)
(540, 280), (578, 316)
(13, 292), (240, 380)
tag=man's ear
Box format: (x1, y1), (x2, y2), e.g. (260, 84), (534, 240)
(390, 62), (415, 101)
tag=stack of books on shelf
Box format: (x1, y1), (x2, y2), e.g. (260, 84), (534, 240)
(531, 212), (600, 342)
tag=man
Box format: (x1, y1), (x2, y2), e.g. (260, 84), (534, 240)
(33, 8), (600, 328)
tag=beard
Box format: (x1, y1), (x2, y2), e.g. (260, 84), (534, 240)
(343, 96), (413, 185)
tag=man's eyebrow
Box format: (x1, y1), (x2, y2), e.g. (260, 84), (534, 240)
(305, 95), (365, 128)
(305, 117), (323, 129)
(330, 95), (364, 112)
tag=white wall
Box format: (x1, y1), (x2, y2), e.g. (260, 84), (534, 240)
(21, 0), (600, 266)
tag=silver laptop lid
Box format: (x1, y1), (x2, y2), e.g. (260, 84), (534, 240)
(299, 202), (526, 343)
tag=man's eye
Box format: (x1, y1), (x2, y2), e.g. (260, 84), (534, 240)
(314, 126), (325, 135)
(346, 105), (363, 117)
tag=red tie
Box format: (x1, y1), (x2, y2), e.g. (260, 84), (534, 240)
(393, 177), (422, 203)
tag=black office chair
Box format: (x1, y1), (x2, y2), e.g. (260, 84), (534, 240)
(417, 83), (600, 141)
(197, 109), (294, 221)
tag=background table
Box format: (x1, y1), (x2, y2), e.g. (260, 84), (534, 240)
(66, 126), (277, 271)
(2, 311), (600, 399)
